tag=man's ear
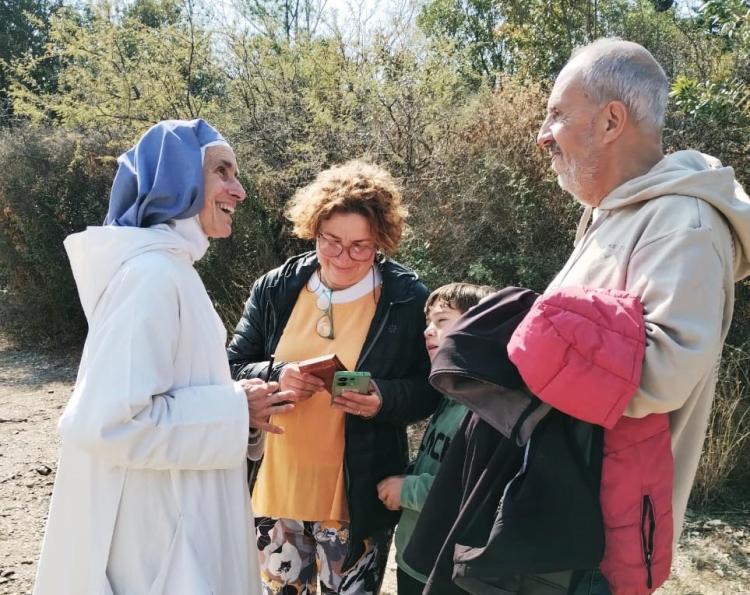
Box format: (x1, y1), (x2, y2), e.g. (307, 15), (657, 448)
(601, 100), (628, 144)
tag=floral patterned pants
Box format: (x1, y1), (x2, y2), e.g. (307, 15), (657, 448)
(255, 517), (391, 594)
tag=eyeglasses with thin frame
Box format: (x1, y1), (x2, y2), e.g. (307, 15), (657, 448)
(315, 288), (334, 339)
(317, 232), (376, 262)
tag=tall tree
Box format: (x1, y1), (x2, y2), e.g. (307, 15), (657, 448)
(417, 0), (507, 85)
(416, 0), (737, 82)
(0, 0), (62, 124)
(8, 0), (225, 140)
(233, 0), (327, 41)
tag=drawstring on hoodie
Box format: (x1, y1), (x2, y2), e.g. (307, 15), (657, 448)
(574, 206), (593, 247)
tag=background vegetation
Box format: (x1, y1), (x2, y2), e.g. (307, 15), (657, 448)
(0, 0), (748, 506)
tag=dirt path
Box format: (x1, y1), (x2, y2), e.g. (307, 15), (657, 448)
(0, 340), (747, 594)
(0, 339), (78, 594)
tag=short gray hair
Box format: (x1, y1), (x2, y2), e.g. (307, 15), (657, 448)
(566, 38), (669, 134)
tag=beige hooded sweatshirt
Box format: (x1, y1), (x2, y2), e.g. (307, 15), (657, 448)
(546, 150), (750, 544)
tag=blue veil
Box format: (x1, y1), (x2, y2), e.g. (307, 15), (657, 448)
(104, 119), (228, 228)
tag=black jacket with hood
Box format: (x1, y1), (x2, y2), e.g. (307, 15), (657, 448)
(404, 287), (604, 595)
(227, 251), (440, 570)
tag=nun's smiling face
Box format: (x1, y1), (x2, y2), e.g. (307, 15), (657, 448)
(199, 145), (246, 238)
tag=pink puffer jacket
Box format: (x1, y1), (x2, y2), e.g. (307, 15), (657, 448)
(507, 286), (673, 595)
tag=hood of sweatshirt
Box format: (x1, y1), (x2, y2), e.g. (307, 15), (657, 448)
(64, 216), (209, 321)
(595, 150), (750, 281)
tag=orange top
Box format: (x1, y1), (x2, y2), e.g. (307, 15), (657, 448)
(252, 284), (378, 521)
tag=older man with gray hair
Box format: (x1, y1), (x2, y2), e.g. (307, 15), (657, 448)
(536, 38), (750, 594)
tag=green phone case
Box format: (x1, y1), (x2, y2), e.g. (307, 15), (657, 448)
(331, 370), (371, 397)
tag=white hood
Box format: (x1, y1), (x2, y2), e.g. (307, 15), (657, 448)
(598, 150), (750, 281)
(64, 216), (209, 321)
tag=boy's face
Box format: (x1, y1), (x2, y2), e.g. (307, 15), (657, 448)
(424, 302), (463, 361)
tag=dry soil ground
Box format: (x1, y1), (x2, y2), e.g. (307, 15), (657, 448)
(0, 339), (748, 594)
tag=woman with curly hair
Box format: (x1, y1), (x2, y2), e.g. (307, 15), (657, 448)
(227, 160), (440, 594)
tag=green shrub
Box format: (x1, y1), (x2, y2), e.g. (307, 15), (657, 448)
(0, 124), (114, 346)
(0, 123), (285, 345)
(398, 78), (579, 292)
(196, 185), (283, 333)
(691, 343), (750, 507)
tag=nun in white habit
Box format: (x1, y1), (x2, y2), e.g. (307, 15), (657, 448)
(34, 119), (295, 595)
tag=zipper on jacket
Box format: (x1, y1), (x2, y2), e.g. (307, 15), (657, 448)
(496, 438), (532, 518)
(267, 296), (280, 355)
(342, 293), (416, 569)
(341, 300), (393, 569)
(641, 494), (656, 590)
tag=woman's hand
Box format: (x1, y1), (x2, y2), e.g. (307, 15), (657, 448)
(279, 364), (326, 401)
(332, 388), (382, 418)
(377, 475), (405, 511)
(240, 378), (297, 434)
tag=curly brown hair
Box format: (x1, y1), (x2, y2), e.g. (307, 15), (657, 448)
(285, 160), (407, 255)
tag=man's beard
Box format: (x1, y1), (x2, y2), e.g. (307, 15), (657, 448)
(555, 132), (600, 205)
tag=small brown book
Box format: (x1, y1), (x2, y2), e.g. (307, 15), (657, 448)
(297, 353), (347, 390)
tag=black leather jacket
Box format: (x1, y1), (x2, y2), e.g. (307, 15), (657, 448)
(227, 251), (440, 570)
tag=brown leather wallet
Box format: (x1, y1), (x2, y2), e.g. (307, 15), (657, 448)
(297, 353), (347, 391)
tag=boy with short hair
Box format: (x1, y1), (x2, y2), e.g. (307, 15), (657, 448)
(377, 282), (494, 595)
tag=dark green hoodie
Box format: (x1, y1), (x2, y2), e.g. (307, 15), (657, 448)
(396, 396), (467, 583)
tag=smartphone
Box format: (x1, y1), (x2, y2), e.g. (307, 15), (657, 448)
(331, 371), (372, 398)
